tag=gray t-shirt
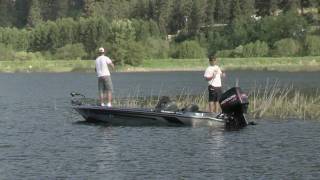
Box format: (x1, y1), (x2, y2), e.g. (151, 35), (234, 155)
(204, 65), (222, 87)
(95, 55), (112, 77)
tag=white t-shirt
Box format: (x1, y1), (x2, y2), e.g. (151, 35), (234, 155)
(204, 65), (222, 87)
(95, 55), (112, 77)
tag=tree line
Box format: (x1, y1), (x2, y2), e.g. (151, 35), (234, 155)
(0, 0), (319, 65)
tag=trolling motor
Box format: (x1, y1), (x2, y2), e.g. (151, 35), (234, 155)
(70, 92), (86, 106)
(219, 87), (249, 129)
(70, 92), (85, 98)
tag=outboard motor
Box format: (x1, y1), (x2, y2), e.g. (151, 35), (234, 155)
(219, 87), (249, 129)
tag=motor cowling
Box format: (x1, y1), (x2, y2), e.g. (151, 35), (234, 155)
(219, 87), (249, 128)
(219, 87), (248, 114)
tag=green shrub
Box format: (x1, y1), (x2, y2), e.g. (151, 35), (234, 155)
(272, 38), (301, 57)
(215, 50), (233, 57)
(172, 40), (206, 58)
(207, 32), (230, 57)
(304, 12), (319, 25)
(304, 35), (320, 56)
(143, 38), (170, 58)
(0, 28), (30, 51)
(256, 12), (308, 45)
(54, 43), (87, 60)
(0, 43), (14, 61)
(242, 40), (269, 57)
(104, 41), (145, 66)
(102, 19), (145, 66)
(124, 41), (145, 66)
(132, 19), (161, 40)
(41, 51), (53, 60)
(14, 51), (43, 61)
(232, 45), (244, 57)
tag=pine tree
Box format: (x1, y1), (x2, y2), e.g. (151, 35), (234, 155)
(168, 0), (192, 33)
(37, 0), (68, 20)
(56, 18), (77, 46)
(40, 0), (57, 21)
(15, 0), (31, 27)
(205, 0), (216, 26)
(147, 0), (156, 20)
(83, 0), (95, 17)
(229, 0), (242, 23)
(215, 0), (230, 24)
(132, 0), (148, 19)
(270, 0), (279, 15)
(299, 0), (318, 14)
(154, 0), (173, 34)
(188, 0), (200, 35)
(102, 0), (121, 18)
(27, 0), (42, 27)
(188, 0), (206, 35)
(68, 0), (84, 17)
(168, 0), (185, 33)
(55, 0), (70, 18)
(281, 0), (299, 13)
(240, 0), (255, 18)
(256, 0), (279, 16)
(229, 0), (249, 46)
(0, 0), (15, 27)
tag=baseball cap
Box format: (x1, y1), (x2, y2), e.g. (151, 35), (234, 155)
(209, 56), (217, 61)
(98, 47), (105, 53)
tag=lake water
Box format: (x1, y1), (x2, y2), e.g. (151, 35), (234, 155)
(1, 71), (320, 179)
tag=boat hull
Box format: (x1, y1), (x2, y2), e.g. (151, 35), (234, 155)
(73, 106), (225, 127)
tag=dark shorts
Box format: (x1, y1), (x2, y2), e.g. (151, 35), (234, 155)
(98, 76), (113, 95)
(208, 86), (222, 102)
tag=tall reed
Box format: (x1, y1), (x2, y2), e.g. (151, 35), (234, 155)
(90, 83), (320, 120)
(249, 82), (320, 120)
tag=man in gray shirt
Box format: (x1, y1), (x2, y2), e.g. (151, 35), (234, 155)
(95, 47), (115, 107)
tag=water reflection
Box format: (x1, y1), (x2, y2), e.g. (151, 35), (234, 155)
(95, 127), (119, 178)
(88, 126), (229, 179)
(1, 72), (320, 179)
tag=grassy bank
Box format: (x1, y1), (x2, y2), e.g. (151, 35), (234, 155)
(0, 60), (95, 73)
(138, 56), (320, 72)
(0, 56), (320, 73)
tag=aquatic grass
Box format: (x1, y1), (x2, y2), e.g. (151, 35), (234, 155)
(73, 79), (320, 120)
(112, 88), (208, 110)
(249, 80), (292, 118)
(248, 82), (320, 120)
(108, 83), (320, 121)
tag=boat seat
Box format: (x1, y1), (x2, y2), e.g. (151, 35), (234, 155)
(154, 96), (179, 112)
(182, 104), (199, 112)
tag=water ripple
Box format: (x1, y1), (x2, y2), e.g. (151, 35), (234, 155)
(1, 73), (320, 179)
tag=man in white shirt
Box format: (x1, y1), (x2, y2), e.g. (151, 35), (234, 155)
(204, 56), (225, 112)
(95, 47), (115, 107)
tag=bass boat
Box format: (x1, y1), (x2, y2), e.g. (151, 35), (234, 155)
(71, 87), (249, 129)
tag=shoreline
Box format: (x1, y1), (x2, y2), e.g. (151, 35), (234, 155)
(0, 56), (320, 73)
(1, 65), (320, 73)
